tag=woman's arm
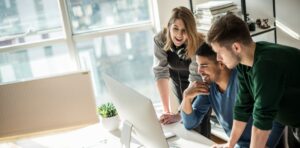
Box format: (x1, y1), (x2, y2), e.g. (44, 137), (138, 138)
(153, 32), (170, 113)
(188, 55), (202, 82)
(156, 78), (170, 113)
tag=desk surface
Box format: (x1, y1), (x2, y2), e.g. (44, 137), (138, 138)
(0, 121), (214, 148)
(163, 122), (214, 147)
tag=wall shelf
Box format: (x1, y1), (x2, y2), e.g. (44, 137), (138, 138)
(240, 0), (277, 43)
(251, 26), (276, 37)
(190, 0), (277, 43)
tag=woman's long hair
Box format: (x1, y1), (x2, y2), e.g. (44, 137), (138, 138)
(164, 6), (204, 58)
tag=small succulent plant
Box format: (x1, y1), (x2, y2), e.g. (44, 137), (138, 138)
(97, 102), (118, 118)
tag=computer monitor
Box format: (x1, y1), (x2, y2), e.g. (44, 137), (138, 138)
(102, 74), (169, 148)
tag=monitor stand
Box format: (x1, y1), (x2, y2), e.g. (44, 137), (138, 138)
(120, 120), (133, 148)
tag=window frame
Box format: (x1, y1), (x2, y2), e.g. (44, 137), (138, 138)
(0, 0), (156, 71)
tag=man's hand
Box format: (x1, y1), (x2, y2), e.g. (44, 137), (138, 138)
(159, 113), (181, 125)
(211, 143), (233, 148)
(181, 81), (210, 114)
(183, 81), (210, 102)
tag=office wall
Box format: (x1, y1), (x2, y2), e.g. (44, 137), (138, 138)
(156, 0), (300, 48)
(154, 0), (222, 32)
(196, 0), (300, 48)
(275, 0), (300, 48)
(238, 0), (300, 48)
(153, 0), (190, 33)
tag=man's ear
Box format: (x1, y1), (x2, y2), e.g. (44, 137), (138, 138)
(218, 61), (226, 69)
(231, 42), (242, 54)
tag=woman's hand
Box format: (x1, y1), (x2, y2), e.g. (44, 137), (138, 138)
(159, 113), (181, 125)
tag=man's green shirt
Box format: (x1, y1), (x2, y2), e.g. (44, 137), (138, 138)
(234, 41), (300, 130)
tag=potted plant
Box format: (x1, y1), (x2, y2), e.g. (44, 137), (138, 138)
(97, 102), (120, 131)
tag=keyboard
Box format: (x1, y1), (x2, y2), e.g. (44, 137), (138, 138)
(163, 130), (176, 139)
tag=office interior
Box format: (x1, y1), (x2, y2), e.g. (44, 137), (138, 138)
(0, 0), (299, 147)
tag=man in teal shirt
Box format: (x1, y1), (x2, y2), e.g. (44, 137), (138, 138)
(207, 13), (300, 148)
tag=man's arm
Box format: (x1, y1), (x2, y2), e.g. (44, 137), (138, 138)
(182, 81), (209, 114)
(212, 120), (248, 148)
(250, 126), (271, 148)
(181, 94), (193, 114)
(228, 120), (248, 147)
(250, 61), (285, 147)
(181, 81), (210, 129)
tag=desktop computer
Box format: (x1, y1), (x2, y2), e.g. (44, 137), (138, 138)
(102, 74), (213, 148)
(102, 74), (170, 148)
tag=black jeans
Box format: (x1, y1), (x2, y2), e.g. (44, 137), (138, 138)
(288, 127), (300, 148)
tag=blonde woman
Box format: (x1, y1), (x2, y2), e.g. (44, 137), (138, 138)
(153, 6), (211, 137)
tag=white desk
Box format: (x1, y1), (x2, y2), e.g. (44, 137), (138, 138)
(0, 122), (214, 148)
(163, 122), (214, 147)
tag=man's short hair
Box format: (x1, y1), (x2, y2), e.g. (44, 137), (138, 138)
(207, 13), (252, 47)
(196, 43), (217, 62)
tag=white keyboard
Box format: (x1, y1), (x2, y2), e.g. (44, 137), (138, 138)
(163, 130), (176, 139)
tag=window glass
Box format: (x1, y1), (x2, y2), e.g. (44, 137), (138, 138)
(76, 30), (158, 104)
(0, 44), (76, 84)
(0, 0), (157, 106)
(0, 0), (63, 47)
(67, 0), (150, 34)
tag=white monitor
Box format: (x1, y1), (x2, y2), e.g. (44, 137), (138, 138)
(102, 74), (169, 148)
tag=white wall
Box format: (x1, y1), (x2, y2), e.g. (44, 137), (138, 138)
(155, 0), (300, 48)
(276, 0), (300, 48)
(237, 0), (300, 48)
(154, 0), (211, 32)
(153, 0), (190, 33)
(153, 0), (214, 33)
(200, 0), (300, 48)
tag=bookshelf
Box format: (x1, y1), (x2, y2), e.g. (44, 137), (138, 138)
(190, 0), (277, 43)
(240, 0), (277, 43)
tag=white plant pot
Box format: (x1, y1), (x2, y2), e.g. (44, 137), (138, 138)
(100, 115), (120, 131)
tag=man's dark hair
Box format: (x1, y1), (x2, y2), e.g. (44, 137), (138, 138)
(207, 13), (252, 48)
(196, 42), (217, 62)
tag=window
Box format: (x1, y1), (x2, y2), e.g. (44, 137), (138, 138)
(0, 0), (63, 47)
(66, 0), (150, 34)
(0, 44), (76, 83)
(76, 30), (158, 104)
(0, 0), (159, 104)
